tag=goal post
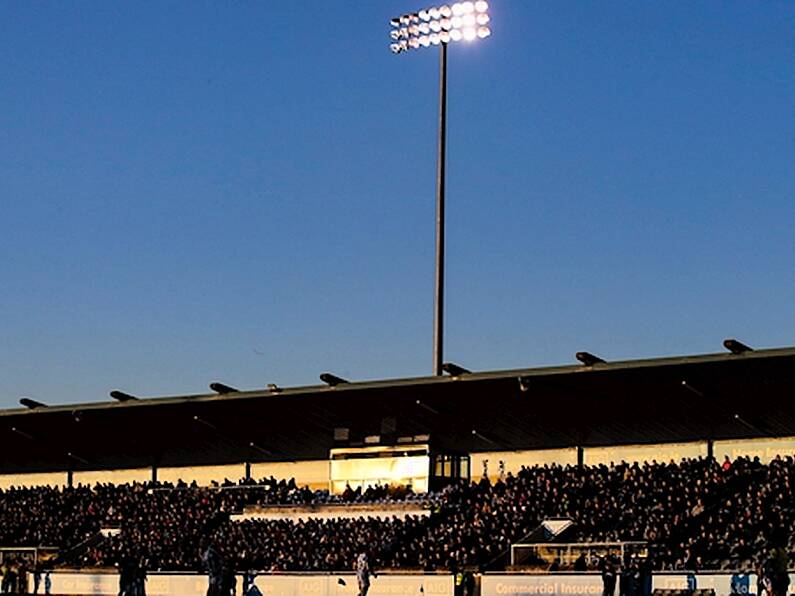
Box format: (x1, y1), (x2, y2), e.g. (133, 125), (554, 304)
(510, 541), (648, 570)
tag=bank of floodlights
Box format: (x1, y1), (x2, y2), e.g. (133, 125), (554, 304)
(389, 1), (491, 54)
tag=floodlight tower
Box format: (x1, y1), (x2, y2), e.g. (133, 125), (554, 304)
(389, 2), (491, 376)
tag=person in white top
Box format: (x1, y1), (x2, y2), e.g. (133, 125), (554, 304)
(355, 551), (374, 596)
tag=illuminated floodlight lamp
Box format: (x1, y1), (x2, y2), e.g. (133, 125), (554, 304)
(388, 2), (490, 53)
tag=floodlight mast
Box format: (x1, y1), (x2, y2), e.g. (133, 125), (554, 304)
(434, 41), (447, 378)
(389, 2), (491, 376)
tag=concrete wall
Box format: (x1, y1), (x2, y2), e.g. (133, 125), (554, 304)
(156, 464), (246, 486)
(470, 449), (578, 481)
(0, 472), (67, 490)
(0, 460), (331, 490)
(583, 441), (708, 466)
(72, 468), (151, 486)
(250, 460), (329, 490)
(713, 436), (795, 463)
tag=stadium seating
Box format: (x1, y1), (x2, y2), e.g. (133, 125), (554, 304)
(0, 455), (792, 573)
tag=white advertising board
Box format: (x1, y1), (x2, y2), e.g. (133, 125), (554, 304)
(485, 573), (795, 596)
(34, 572), (453, 596)
(252, 574), (452, 595)
(32, 571), (208, 595)
(481, 574), (603, 595)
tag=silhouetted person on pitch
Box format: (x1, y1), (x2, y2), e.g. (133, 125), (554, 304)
(202, 542), (226, 596)
(768, 541), (790, 596)
(601, 556), (617, 596)
(118, 554), (135, 596)
(134, 556), (148, 596)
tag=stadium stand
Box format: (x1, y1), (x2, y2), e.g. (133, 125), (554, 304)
(0, 455), (792, 574)
(0, 346), (793, 594)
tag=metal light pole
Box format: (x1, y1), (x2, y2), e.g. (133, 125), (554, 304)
(389, 2), (491, 376)
(434, 41), (447, 377)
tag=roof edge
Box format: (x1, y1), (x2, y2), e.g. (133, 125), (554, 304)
(2, 345), (794, 418)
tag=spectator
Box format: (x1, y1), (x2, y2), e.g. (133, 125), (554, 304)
(573, 553), (587, 571)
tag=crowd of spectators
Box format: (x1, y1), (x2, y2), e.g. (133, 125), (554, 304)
(402, 455), (794, 572)
(0, 455), (792, 574)
(164, 476), (420, 506)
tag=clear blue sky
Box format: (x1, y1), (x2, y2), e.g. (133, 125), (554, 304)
(2, 1), (794, 407)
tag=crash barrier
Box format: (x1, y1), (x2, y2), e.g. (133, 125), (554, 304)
(31, 570), (455, 595)
(481, 572), (795, 596)
(231, 502), (431, 522)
